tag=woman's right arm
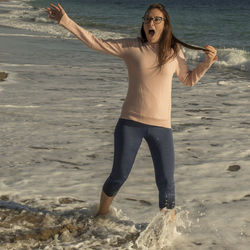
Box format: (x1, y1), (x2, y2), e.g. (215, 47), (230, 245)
(46, 3), (126, 57)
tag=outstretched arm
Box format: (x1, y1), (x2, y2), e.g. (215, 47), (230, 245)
(176, 45), (218, 87)
(46, 3), (128, 58)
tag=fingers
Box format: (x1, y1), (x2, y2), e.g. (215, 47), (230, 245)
(50, 3), (60, 12)
(46, 8), (53, 18)
(57, 3), (65, 15)
(205, 45), (217, 53)
(46, 7), (57, 20)
(47, 3), (60, 16)
(57, 3), (64, 12)
(49, 3), (65, 14)
(46, 3), (65, 21)
(204, 45), (218, 62)
(214, 55), (218, 62)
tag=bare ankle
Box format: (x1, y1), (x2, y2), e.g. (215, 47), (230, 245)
(97, 191), (115, 216)
(96, 208), (109, 217)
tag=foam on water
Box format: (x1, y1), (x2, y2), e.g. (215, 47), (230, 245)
(136, 208), (190, 250)
(183, 47), (250, 72)
(0, 1), (249, 249)
(0, 105), (39, 109)
(1, 0), (250, 73)
(0, 0), (126, 40)
(216, 48), (250, 72)
(0, 32), (57, 39)
(0, 196), (190, 250)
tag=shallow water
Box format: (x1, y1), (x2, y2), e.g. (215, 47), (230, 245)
(0, 196), (192, 249)
(0, 0), (250, 249)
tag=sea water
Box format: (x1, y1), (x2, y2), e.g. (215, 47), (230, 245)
(0, 0), (249, 249)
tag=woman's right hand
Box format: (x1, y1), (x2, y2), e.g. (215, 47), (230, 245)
(46, 3), (65, 23)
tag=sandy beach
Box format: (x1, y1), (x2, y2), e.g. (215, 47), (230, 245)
(0, 0), (250, 249)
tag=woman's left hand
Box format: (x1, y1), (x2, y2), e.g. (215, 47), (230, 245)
(204, 45), (218, 64)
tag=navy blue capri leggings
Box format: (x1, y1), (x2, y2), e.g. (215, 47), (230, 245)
(103, 119), (175, 209)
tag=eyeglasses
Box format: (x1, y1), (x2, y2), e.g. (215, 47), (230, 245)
(142, 16), (166, 24)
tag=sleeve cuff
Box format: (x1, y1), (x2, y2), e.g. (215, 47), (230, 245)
(59, 13), (69, 26)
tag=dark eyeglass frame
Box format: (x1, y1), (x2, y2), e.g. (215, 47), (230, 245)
(142, 16), (166, 24)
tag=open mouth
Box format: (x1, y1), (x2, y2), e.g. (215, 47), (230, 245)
(149, 29), (155, 36)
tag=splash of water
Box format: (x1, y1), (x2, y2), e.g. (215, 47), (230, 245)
(135, 208), (191, 250)
(0, 196), (192, 250)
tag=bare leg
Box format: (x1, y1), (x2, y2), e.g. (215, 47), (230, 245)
(96, 191), (115, 216)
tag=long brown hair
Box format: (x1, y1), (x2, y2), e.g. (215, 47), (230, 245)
(141, 3), (208, 68)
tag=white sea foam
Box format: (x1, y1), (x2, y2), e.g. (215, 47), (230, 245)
(183, 47), (250, 72)
(0, 0), (126, 40)
(0, 105), (39, 108)
(216, 80), (232, 86)
(0, 32), (56, 39)
(0, 63), (60, 68)
(1, 1), (250, 250)
(216, 48), (250, 71)
(136, 208), (190, 249)
(1, 0), (249, 73)
(0, 197), (191, 250)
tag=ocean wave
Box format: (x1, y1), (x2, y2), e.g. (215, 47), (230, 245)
(0, 0), (127, 40)
(183, 47), (250, 72)
(216, 48), (250, 72)
(0, 32), (57, 39)
(76, 17), (139, 35)
(1, 0), (249, 73)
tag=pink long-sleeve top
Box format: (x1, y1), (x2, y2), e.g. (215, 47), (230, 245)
(59, 14), (213, 128)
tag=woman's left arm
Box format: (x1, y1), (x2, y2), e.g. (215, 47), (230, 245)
(176, 45), (218, 87)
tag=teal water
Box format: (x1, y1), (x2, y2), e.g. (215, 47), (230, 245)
(30, 0), (250, 50)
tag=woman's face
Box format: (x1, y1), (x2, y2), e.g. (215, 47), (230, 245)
(143, 8), (165, 44)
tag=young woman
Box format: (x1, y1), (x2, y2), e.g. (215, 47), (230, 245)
(47, 3), (217, 218)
